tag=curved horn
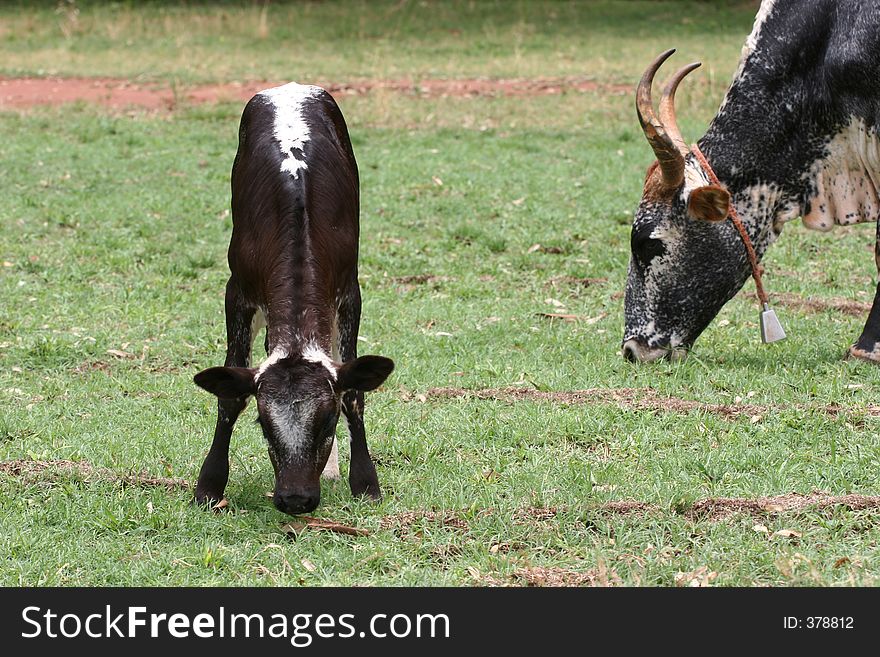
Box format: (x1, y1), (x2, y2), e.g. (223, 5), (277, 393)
(636, 49), (684, 189)
(659, 62), (702, 155)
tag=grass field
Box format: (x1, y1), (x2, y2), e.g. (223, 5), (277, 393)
(2, 0), (880, 586)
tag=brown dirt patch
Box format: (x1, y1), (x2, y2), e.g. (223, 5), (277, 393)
(684, 492), (880, 521)
(381, 494), (880, 536)
(379, 510), (471, 532)
(772, 292), (871, 318)
(391, 274), (448, 285)
(596, 500), (657, 515)
(547, 275), (609, 288)
(510, 565), (620, 587)
(473, 563), (621, 587)
(0, 458), (189, 490)
(72, 360), (112, 374)
(389, 274), (454, 292)
(513, 506), (558, 522)
(0, 75), (630, 111)
(422, 385), (880, 419)
(424, 386), (769, 419)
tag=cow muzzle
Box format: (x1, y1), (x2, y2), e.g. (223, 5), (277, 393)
(622, 338), (688, 363)
(273, 486), (320, 515)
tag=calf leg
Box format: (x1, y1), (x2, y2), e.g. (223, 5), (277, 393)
(321, 438), (340, 480)
(849, 231), (880, 363)
(194, 280), (256, 504)
(339, 286), (382, 500)
(343, 389), (381, 500)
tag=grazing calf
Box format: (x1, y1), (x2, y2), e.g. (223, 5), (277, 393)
(193, 82), (394, 516)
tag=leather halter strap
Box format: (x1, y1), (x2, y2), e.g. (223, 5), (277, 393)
(691, 143), (769, 306)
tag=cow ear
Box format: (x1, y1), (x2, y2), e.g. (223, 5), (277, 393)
(687, 185), (730, 222)
(194, 366), (257, 399)
(336, 356), (395, 392)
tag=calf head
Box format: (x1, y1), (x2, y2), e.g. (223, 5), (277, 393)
(194, 352), (394, 515)
(623, 50), (750, 363)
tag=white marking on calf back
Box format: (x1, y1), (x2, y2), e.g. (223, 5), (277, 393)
(259, 82), (323, 180)
(302, 342), (337, 380)
(256, 346), (289, 382)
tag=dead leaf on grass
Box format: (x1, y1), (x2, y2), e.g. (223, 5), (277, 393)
(772, 529), (802, 539)
(536, 312), (582, 322)
(282, 516), (369, 537)
(535, 312), (607, 324)
(674, 566), (718, 587)
(106, 349), (135, 359)
(527, 243), (563, 254)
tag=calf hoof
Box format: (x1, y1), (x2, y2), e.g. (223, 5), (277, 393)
(847, 345), (880, 364)
(350, 479), (382, 502)
(193, 489), (225, 508)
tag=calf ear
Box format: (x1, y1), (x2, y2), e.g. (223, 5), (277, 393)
(194, 366), (257, 399)
(336, 355), (395, 392)
(687, 185), (730, 222)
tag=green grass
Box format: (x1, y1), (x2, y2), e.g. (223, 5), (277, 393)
(1, 0), (755, 84)
(2, 0), (880, 587)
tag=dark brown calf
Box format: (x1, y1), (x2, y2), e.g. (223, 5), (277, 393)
(193, 83), (394, 516)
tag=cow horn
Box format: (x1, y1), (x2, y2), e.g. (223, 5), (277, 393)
(636, 49), (685, 189)
(659, 62), (702, 155)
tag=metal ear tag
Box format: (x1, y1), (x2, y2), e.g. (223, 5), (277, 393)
(760, 303), (786, 343)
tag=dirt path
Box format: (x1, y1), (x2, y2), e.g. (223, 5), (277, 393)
(422, 385), (880, 419)
(0, 75), (630, 111)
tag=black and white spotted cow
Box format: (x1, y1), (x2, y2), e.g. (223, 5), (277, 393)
(623, 0), (880, 363)
(193, 82), (394, 516)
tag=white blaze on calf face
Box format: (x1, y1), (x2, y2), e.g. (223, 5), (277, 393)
(254, 343), (340, 470)
(264, 396), (315, 465)
(259, 82), (323, 180)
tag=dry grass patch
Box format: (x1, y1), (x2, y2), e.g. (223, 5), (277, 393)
(772, 292), (872, 317)
(0, 458), (189, 490)
(421, 386), (880, 419)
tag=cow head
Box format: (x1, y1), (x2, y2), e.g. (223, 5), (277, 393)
(194, 352), (394, 515)
(623, 50), (751, 363)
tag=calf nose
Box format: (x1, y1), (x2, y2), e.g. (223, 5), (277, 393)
(273, 491), (320, 515)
